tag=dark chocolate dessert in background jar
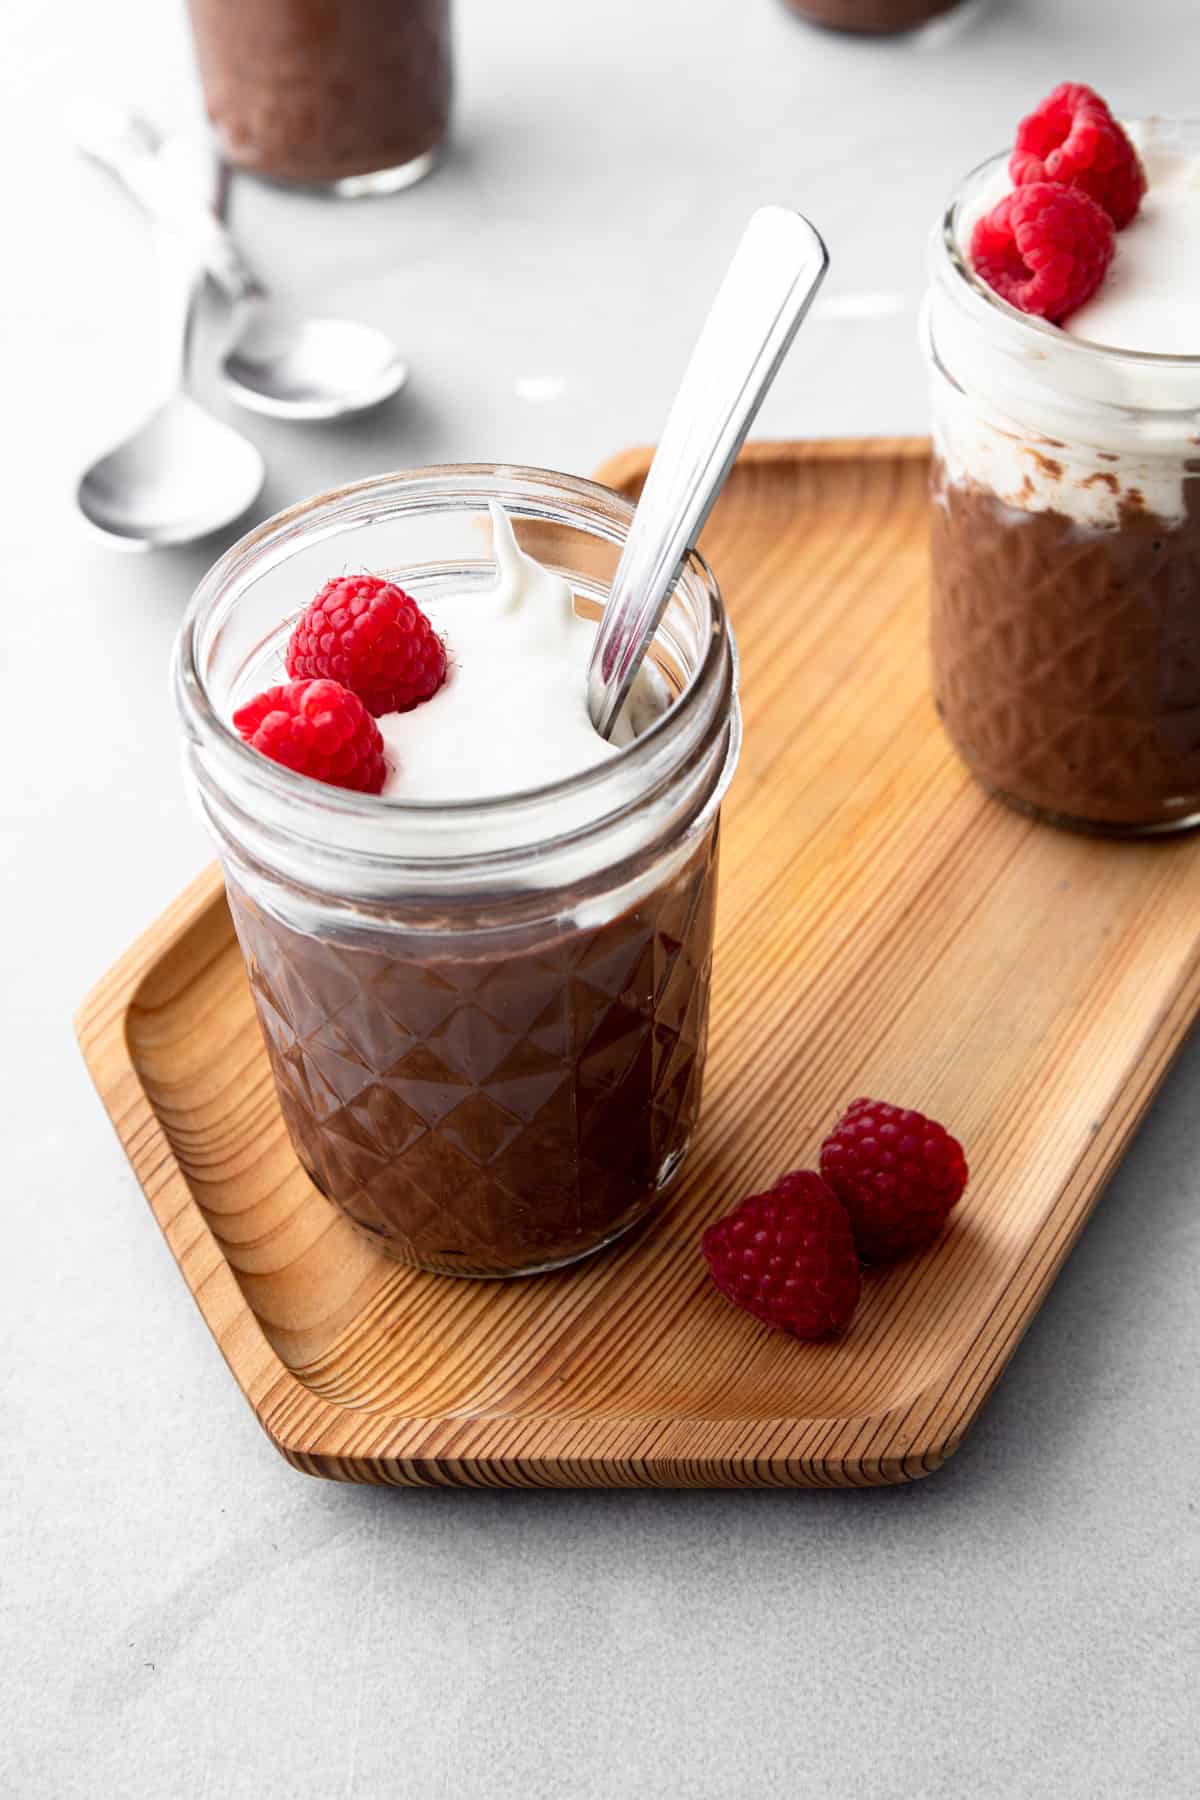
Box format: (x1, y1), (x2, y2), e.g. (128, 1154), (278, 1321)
(186, 0), (451, 194)
(922, 119), (1200, 834)
(782, 0), (964, 33)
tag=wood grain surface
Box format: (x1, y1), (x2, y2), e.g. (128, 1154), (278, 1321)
(76, 439), (1200, 1487)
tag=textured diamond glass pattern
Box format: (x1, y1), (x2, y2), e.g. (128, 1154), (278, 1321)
(931, 476), (1200, 828)
(228, 831), (718, 1275)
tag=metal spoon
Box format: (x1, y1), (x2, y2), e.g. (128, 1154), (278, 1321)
(77, 236), (265, 548)
(586, 206), (829, 738)
(75, 107), (409, 421)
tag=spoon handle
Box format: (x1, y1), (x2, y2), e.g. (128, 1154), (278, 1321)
(155, 238), (208, 400)
(74, 104), (262, 304)
(586, 206), (828, 738)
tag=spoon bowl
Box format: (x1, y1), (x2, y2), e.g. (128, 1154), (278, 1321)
(78, 395), (265, 549)
(221, 312), (408, 420)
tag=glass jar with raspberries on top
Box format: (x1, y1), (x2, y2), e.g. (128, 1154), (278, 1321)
(923, 83), (1200, 834)
(175, 468), (741, 1278)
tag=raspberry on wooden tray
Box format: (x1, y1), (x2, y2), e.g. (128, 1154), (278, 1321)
(701, 1172), (861, 1340)
(819, 1099), (968, 1264)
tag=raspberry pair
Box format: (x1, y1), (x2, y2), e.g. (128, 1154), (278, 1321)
(233, 576), (446, 795)
(701, 1100), (969, 1341)
(971, 83), (1145, 324)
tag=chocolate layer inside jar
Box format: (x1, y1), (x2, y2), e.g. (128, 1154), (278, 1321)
(187, 0), (451, 185)
(228, 832), (718, 1276)
(783, 0), (962, 32)
(930, 457), (1200, 829)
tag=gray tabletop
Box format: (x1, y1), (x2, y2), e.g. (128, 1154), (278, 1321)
(5, 1), (1199, 1794)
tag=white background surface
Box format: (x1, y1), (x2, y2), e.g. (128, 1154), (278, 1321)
(4, 1), (1200, 1794)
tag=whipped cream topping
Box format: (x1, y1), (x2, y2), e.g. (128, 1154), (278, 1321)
(1067, 130), (1200, 353)
(377, 504), (665, 802)
(929, 121), (1200, 529)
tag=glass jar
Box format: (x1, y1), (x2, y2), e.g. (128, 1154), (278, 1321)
(923, 127), (1200, 834)
(782, 0), (965, 33)
(174, 466), (741, 1277)
(185, 0), (451, 195)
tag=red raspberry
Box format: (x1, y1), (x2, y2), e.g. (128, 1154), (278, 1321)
(1010, 82), (1146, 229)
(701, 1172), (860, 1340)
(819, 1099), (968, 1264)
(286, 576), (446, 717)
(970, 181), (1114, 324)
(234, 678), (387, 795)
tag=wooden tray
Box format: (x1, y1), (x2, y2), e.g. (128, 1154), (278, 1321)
(77, 439), (1200, 1488)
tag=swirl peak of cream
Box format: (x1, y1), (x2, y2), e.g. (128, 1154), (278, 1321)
(377, 504), (666, 802)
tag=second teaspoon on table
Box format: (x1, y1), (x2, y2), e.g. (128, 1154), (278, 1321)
(76, 239), (265, 549)
(76, 106), (409, 421)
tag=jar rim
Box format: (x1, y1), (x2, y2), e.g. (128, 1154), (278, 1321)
(175, 461), (733, 827)
(939, 132), (1200, 370)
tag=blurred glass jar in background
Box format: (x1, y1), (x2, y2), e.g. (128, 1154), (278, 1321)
(781, 0), (964, 32)
(186, 0), (452, 195)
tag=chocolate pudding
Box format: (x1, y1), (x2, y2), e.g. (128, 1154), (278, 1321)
(783, 0), (962, 31)
(931, 463), (1200, 829)
(186, 0), (451, 188)
(227, 833), (718, 1276)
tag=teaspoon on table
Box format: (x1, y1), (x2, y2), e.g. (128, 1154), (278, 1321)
(76, 238), (266, 549)
(75, 106), (409, 421)
(586, 205), (829, 739)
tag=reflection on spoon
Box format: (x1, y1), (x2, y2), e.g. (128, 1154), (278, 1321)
(76, 248), (264, 550)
